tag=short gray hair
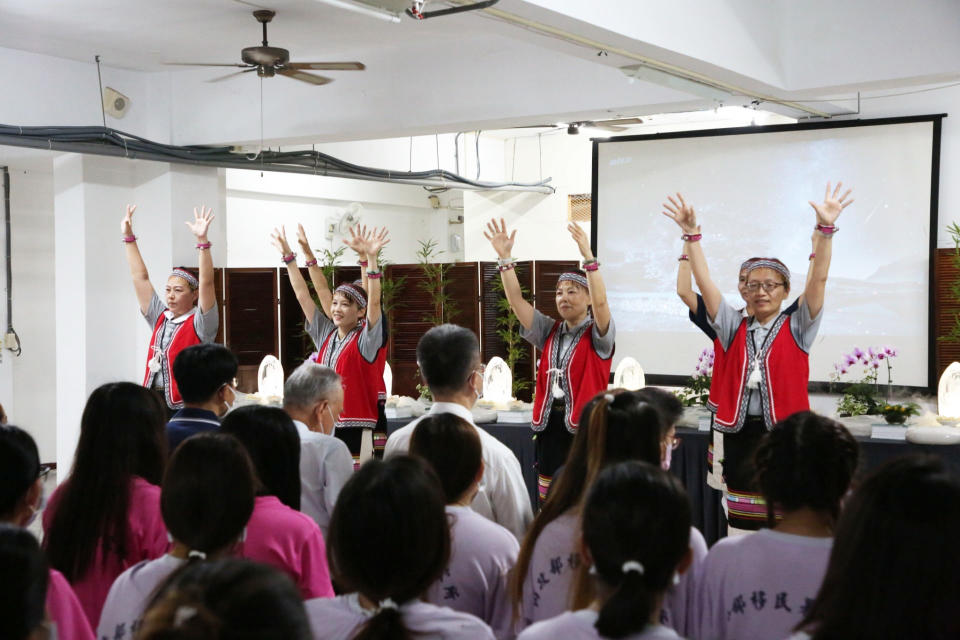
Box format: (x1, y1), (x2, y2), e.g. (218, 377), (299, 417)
(283, 362), (342, 409)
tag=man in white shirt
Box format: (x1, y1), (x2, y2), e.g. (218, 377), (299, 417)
(385, 324), (533, 540)
(283, 362), (354, 540)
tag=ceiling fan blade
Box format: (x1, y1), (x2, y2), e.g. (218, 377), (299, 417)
(276, 68), (333, 85)
(286, 62), (366, 71)
(598, 117), (644, 126)
(164, 62), (250, 67)
(207, 68), (258, 83)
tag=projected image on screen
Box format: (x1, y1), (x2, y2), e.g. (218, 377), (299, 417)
(595, 120), (936, 387)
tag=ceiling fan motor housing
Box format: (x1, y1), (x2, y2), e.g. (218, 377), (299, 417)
(242, 46), (290, 67)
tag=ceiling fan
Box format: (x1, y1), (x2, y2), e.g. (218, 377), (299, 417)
(519, 117), (645, 134)
(165, 10), (366, 85)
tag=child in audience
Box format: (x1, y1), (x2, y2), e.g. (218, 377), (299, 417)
(138, 558), (313, 640)
(43, 382), (169, 628)
(791, 455), (960, 640)
(97, 432), (256, 639)
(0, 425), (93, 640)
(221, 405), (334, 599)
(305, 456), (495, 639)
(166, 343), (239, 451)
(696, 411), (859, 640)
(518, 461), (692, 640)
(0, 524), (54, 640)
(410, 413), (520, 639)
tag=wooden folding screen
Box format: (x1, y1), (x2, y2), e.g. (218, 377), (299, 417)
(224, 268), (278, 392)
(480, 261), (534, 401)
(935, 248), (960, 381)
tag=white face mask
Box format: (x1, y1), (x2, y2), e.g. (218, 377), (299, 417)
(661, 442), (673, 471)
(221, 385), (236, 415)
(326, 406), (338, 435)
(24, 480), (46, 528)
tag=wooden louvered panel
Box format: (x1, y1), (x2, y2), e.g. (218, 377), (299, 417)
(224, 269), (279, 393)
(387, 264), (436, 397)
(334, 266), (362, 287)
(480, 261), (534, 401)
(278, 267), (315, 374)
(935, 248), (960, 380)
(213, 267), (225, 345)
(447, 262), (480, 335)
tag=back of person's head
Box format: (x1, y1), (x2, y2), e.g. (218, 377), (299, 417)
(327, 456), (450, 640)
(0, 524), (50, 640)
(416, 324), (479, 396)
(283, 362), (341, 410)
(0, 425), (40, 522)
(138, 558), (311, 640)
(220, 406), (301, 510)
(754, 411), (859, 527)
(162, 433), (256, 559)
(409, 413), (482, 504)
(172, 344), (239, 405)
(797, 455), (960, 640)
(45, 382), (167, 581)
(633, 387), (683, 429)
(583, 462), (691, 639)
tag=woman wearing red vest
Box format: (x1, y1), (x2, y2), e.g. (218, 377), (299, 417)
(484, 218), (615, 505)
(122, 205), (220, 411)
(271, 224), (389, 468)
(663, 184), (852, 530)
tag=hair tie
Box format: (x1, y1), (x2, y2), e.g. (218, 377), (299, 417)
(187, 550), (207, 560)
(174, 606), (198, 628)
(377, 598), (399, 612)
(604, 393), (615, 403)
(622, 560), (645, 575)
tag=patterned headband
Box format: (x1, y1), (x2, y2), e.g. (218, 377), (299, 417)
(739, 257), (763, 273)
(557, 272), (589, 288)
(334, 283), (367, 308)
(170, 268), (199, 289)
(744, 259), (791, 283)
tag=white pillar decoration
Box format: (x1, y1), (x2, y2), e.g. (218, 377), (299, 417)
(482, 356), (513, 404)
(938, 362), (960, 417)
(613, 356), (645, 391)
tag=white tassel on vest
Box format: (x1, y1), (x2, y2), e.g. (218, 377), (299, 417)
(546, 367), (565, 399)
(746, 357), (762, 389)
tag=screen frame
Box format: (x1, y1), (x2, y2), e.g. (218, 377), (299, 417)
(590, 114), (945, 391)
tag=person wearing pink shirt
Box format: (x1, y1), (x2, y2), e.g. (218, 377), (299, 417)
(43, 383), (169, 630)
(221, 405), (335, 599)
(0, 425), (93, 640)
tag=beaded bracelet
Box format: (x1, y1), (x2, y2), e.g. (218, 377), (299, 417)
(497, 256), (517, 268)
(366, 270), (383, 280)
(304, 258), (318, 267)
(196, 242), (212, 250)
(815, 223), (838, 236)
(583, 261), (600, 272)
(809, 253), (816, 260)
(678, 254), (690, 262)
(122, 235), (137, 243)
(358, 259), (369, 267)
(681, 232), (703, 242)
(497, 263), (516, 272)
(281, 252), (297, 265)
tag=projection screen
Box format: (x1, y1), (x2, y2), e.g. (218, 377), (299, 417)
(592, 116), (942, 388)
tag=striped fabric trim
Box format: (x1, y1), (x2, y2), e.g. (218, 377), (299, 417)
(726, 489), (768, 522)
(537, 473), (553, 503)
(373, 431), (387, 451)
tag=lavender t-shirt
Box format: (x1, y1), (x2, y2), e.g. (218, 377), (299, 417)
(696, 529), (832, 640)
(425, 505), (519, 640)
(662, 526), (708, 637)
(518, 610), (683, 640)
(521, 511), (581, 627)
(96, 554), (185, 640)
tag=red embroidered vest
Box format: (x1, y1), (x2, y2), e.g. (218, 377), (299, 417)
(142, 311), (201, 409)
(713, 313), (810, 433)
(314, 321), (386, 429)
(532, 319), (613, 434)
(706, 336), (727, 414)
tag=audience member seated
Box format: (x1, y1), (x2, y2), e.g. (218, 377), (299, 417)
(384, 324), (532, 540)
(138, 558), (312, 640)
(791, 455), (960, 640)
(283, 362), (354, 540)
(305, 455), (495, 639)
(221, 405), (334, 599)
(43, 382), (169, 629)
(696, 411), (859, 640)
(410, 413), (519, 639)
(97, 432), (256, 639)
(0, 524), (54, 640)
(518, 461), (692, 640)
(0, 425), (93, 640)
(166, 343), (239, 452)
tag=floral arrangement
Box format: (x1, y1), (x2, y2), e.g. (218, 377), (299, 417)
(831, 346), (899, 417)
(676, 347), (714, 407)
(881, 402), (920, 425)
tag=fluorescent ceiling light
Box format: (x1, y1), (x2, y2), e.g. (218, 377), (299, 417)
(620, 64), (730, 102)
(312, 0), (402, 23)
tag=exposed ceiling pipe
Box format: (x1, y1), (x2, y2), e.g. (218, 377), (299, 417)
(311, 0), (402, 23)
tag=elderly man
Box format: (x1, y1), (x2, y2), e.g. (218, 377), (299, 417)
(385, 324), (533, 540)
(283, 361), (354, 539)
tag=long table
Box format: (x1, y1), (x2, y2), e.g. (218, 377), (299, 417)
(387, 418), (960, 546)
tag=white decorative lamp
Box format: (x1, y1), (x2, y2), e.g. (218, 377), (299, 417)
(257, 355), (284, 398)
(613, 357), (645, 391)
(383, 361), (393, 398)
(482, 356), (513, 404)
(938, 362), (960, 418)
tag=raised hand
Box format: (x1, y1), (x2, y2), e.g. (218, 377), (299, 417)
(366, 226), (390, 256)
(343, 224), (369, 255)
(661, 193), (699, 234)
(185, 206), (215, 240)
(121, 204), (137, 236)
(270, 226), (293, 256)
(295, 223), (315, 256)
(483, 218), (516, 258)
(809, 182), (853, 226)
(567, 222), (593, 260)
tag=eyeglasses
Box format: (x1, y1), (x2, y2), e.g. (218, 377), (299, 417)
(667, 435), (682, 450)
(38, 464), (53, 482)
(744, 281), (785, 294)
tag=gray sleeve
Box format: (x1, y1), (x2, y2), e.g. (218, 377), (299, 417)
(357, 316), (387, 363)
(143, 292), (165, 327)
(305, 307), (335, 349)
(790, 299), (823, 353)
(193, 301), (220, 343)
(520, 309), (556, 351)
(707, 300), (742, 351)
(591, 315), (615, 360)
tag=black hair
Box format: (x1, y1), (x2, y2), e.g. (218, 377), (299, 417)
(0, 524), (50, 640)
(139, 558), (311, 640)
(410, 413), (482, 504)
(416, 324), (479, 396)
(796, 455), (960, 640)
(583, 462), (691, 639)
(45, 382), (167, 581)
(0, 425), (40, 519)
(162, 433), (256, 556)
(172, 344), (239, 404)
(634, 387), (684, 429)
(753, 411), (860, 527)
(327, 456), (450, 640)
(220, 405), (301, 510)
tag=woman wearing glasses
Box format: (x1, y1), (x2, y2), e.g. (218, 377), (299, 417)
(662, 183), (852, 530)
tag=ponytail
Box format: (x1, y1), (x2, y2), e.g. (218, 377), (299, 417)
(353, 603), (408, 640)
(596, 569), (659, 639)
